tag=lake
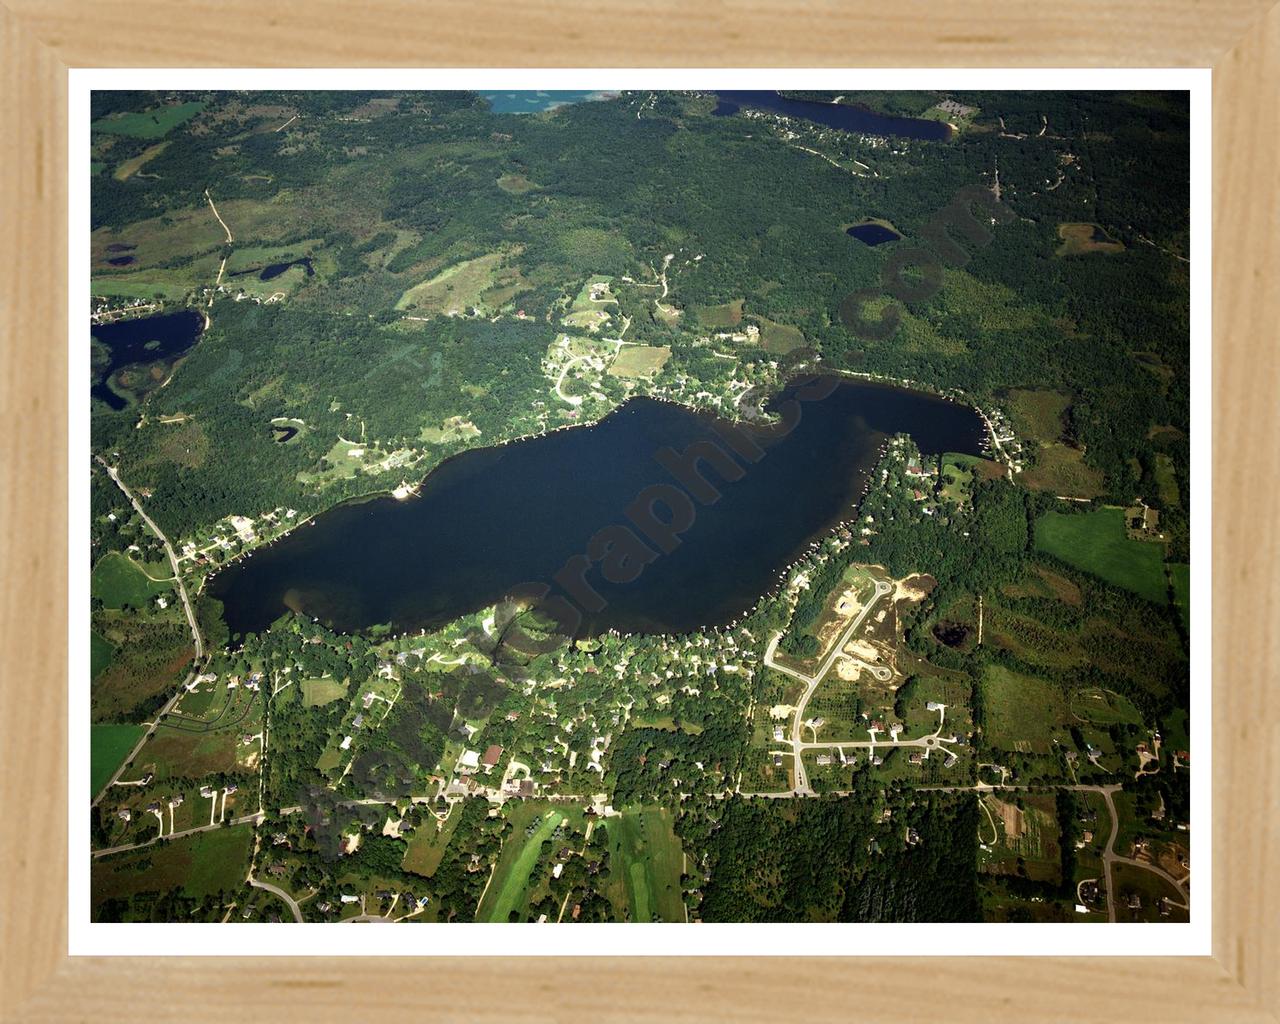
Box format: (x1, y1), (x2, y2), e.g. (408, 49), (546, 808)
(712, 91), (950, 141)
(846, 222), (902, 246)
(90, 309), (205, 411)
(208, 377), (986, 640)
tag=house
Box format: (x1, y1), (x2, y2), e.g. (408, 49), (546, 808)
(117, 808), (132, 822)
(908, 752), (923, 765)
(339, 894), (359, 905)
(339, 735), (353, 751)
(482, 745), (504, 771)
(816, 755), (832, 766)
(552, 863), (564, 879)
(351, 713), (365, 728)
(458, 749), (481, 772)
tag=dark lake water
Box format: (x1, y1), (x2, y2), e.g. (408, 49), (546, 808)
(847, 223), (902, 246)
(260, 257), (314, 281)
(208, 377), (986, 640)
(90, 309), (205, 411)
(713, 92), (950, 141)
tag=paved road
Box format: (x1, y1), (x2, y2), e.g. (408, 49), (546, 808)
(764, 579), (892, 794)
(249, 875), (303, 923)
(92, 812), (262, 858)
(91, 459), (206, 807)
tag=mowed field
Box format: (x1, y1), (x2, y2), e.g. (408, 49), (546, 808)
(91, 552), (174, 609)
(301, 676), (348, 707)
(1034, 507), (1168, 604)
(601, 806), (685, 922)
(91, 723), (146, 795)
(476, 806), (566, 922)
(92, 825), (252, 920)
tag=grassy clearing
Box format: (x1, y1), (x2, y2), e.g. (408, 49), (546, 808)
(92, 825), (252, 919)
(91, 552), (173, 610)
(113, 141), (170, 181)
(94, 101), (205, 139)
(1056, 222), (1125, 256)
(980, 666), (1069, 754)
(1069, 687), (1144, 727)
(1154, 453), (1180, 507)
(607, 345), (671, 379)
(602, 806), (685, 922)
(1034, 507), (1167, 604)
(91, 630), (116, 678)
(476, 807), (564, 922)
(91, 724), (146, 795)
(1019, 443), (1107, 498)
(301, 676), (348, 707)
(402, 804), (464, 877)
(756, 317), (805, 354)
(692, 298), (744, 327)
(1007, 388), (1070, 443)
(497, 173), (539, 194)
(395, 250), (511, 313)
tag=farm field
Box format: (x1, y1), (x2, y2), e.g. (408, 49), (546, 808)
(1034, 507), (1168, 604)
(91, 723), (146, 796)
(1169, 563), (1190, 629)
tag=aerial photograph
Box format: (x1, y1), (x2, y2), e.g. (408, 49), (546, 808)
(87, 88), (1191, 925)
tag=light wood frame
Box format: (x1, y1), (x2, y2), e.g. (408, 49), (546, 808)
(2, 3), (1276, 1019)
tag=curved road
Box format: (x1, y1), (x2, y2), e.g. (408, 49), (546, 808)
(92, 459), (206, 807)
(249, 875), (304, 923)
(765, 579), (892, 793)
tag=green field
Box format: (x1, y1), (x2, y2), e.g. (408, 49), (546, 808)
(91, 630), (116, 678)
(476, 807), (565, 922)
(980, 666), (1069, 754)
(402, 804), (465, 878)
(301, 676), (348, 707)
(1034, 507), (1168, 604)
(91, 723), (146, 796)
(602, 806), (685, 922)
(93, 101), (205, 139)
(1069, 687), (1144, 727)
(91, 552), (173, 610)
(92, 825), (252, 919)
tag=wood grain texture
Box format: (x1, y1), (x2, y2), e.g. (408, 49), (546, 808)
(1, 0), (1276, 1020)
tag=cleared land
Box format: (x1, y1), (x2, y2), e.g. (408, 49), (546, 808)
(980, 665), (1069, 754)
(601, 806), (685, 922)
(93, 101), (205, 139)
(1034, 507), (1167, 604)
(476, 807), (565, 922)
(608, 345), (671, 379)
(91, 724), (146, 796)
(91, 552), (174, 610)
(301, 676), (348, 707)
(1056, 222), (1125, 256)
(402, 804), (464, 878)
(92, 826), (252, 919)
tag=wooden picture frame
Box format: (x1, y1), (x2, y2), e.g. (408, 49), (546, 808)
(2, 2), (1275, 1018)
